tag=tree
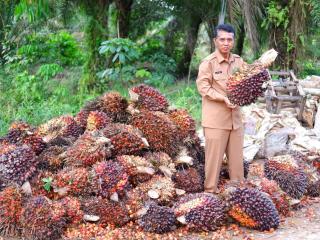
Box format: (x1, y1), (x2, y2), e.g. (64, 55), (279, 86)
(115, 0), (133, 38)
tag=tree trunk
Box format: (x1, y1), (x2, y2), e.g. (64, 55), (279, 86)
(115, 0), (133, 38)
(81, 0), (111, 92)
(234, 22), (245, 56)
(177, 16), (202, 77)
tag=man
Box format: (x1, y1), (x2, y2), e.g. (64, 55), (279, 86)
(196, 24), (244, 194)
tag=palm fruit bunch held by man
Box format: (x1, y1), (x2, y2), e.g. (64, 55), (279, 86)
(227, 49), (278, 106)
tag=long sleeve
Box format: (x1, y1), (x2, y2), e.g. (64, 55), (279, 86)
(196, 60), (225, 102)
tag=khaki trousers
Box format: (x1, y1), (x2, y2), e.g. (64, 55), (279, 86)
(203, 127), (244, 193)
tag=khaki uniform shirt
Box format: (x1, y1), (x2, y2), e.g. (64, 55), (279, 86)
(196, 51), (244, 130)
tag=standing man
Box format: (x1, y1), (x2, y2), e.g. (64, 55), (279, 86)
(196, 24), (244, 194)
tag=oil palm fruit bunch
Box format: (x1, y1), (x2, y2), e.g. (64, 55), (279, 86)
(183, 133), (205, 165)
(91, 161), (129, 200)
(129, 84), (169, 112)
(63, 223), (109, 240)
(52, 167), (91, 198)
(21, 196), (67, 240)
(60, 197), (83, 225)
(116, 155), (155, 180)
(0, 186), (23, 237)
(264, 155), (308, 199)
(6, 121), (46, 155)
(307, 180), (320, 197)
(143, 151), (176, 178)
(0, 144), (37, 185)
(103, 123), (148, 156)
(173, 167), (203, 193)
(227, 49), (278, 106)
(29, 170), (55, 199)
(63, 131), (112, 167)
(173, 193), (226, 231)
(168, 109), (196, 141)
(131, 111), (180, 157)
(81, 196), (130, 227)
(82, 92), (129, 123)
(86, 111), (112, 131)
(37, 145), (66, 172)
(137, 202), (176, 234)
(220, 160), (249, 180)
(259, 178), (291, 216)
(37, 115), (83, 143)
(226, 187), (280, 231)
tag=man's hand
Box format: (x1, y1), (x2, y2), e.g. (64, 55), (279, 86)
(224, 97), (237, 109)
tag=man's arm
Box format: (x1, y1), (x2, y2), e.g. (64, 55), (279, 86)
(196, 60), (226, 102)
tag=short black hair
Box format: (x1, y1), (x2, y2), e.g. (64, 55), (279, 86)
(214, 24), (236, 38)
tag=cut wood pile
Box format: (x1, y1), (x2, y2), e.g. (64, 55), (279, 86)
(0, 84), (319, 240)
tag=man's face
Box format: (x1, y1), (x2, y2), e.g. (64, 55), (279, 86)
(214, 30), (234, 55)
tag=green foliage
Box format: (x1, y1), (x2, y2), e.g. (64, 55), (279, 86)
(42, 177), (53, 192)
(36, 63), (63, 80)
(15, 0), (51, 23)
(262, 1), (289, 29)
(16, 31), (84, 66)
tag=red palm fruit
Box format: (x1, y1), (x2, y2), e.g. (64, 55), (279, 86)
(81, 196), (130, 227)
(60, 197), (83, 225)
(21, 196), (67, 240)
(0, 144), (37, 185)
(168, 109), (196, 140)
(37, 115), (83, 143)
(173, 193), (226, 232)
(264, 154), (308, 199)
(173, 167), (203, 193)
(86, 111), (111, 131)
(260, 178), (291, 216)
(74, 109), (90, 130)
(63, 130), (112, 167)
(37, 145), (66, 172)
(227, 187), (280, 231)
(53, 167), (90, 198)
(0, 186), (23, 237)
(131, 110), (180, 157)
(129, 84), (169, 112)
(63, 223), (109, 240)
(6, 121), (46, 155)
(103, 123), (148, 156)
(91, 161), (129, 198)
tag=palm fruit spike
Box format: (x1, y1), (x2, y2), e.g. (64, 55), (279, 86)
(63, 130), (112, 167)
(131, 111), (180, 157)
(63, 223), (110, 240)
(173, 167), (203, 193)
(227, 49), (278, 106)
(143, 151), (176, 178)
(116, 155), (155, 177)
(129, 84), (169, 112)
(6, 121), (47, 155)
(0, 144), (37, 185)
(21, 196), (67, 240)
(168, 109), (196, 141)
(226, 187), (280, 231)
(173, 193), (226, 231)
(59, 197), (83, 225)
(91, 161), (129, 199)
(86, 111), (111, 131)
(137, 202), (176, 234)
(264, 154), (308, 199)
(37, 145), (66, 172)
(307, 180), (320, 197)
(52, 167), (90, 198)
(102, 123), (148, 156)
(81, 196), (130, 227)
(36, 115), (83, 143)
(0, 186), (23, 237)
(259, 178), (291, 216)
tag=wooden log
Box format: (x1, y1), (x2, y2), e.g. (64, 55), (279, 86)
(290, 70), (299, 82)
(272, 96), (301, 101)
(269, 70), (290, 76)
(303, 88), (320, 96)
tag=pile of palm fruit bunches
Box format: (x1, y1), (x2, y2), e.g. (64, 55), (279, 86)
(0, 84), (320, 240)
(227, 49), (278, 106)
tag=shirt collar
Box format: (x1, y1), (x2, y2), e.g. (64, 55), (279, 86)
(215, 50), (235, 64)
